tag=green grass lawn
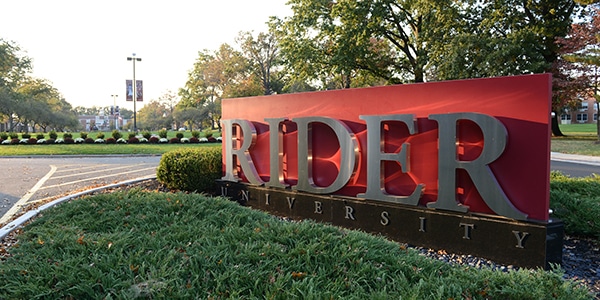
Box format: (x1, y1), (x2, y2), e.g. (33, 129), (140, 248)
(0, 143), (219, 156)
(0, 191), (591, 299)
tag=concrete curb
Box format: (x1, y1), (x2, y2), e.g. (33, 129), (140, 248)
(550, 152), (600, 167)
(0, 175), (157, 241)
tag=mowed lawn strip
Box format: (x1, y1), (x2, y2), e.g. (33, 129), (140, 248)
(0, 191), (591, 299)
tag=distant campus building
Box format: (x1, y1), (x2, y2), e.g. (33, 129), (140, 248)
(77, 112), (129, 131)
(560, 98), (599, 124)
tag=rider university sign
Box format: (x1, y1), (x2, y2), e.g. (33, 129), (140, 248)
(217, 74), (562, 269)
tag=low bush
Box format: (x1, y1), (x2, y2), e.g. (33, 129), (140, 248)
(45, 138), (55, 144)
(191, 130), (201, 138)
(49, 130), (58, 139)
(149, 136), (159, 144)
(128, 132), (136, 139)
(204, 129), (213, 138)
(79, 132), (88, 139)
(0, 132), (8, 140)
(157, 147), (222, 193)
(550, 171), (600, 239)
(169, 137), (180, 144)
(21, 133), (31, 139)
(208, 136), (217, 143)
(64, 138), (75, 144)
(9, 132), (18, 139)
(106, 137), (116, 144)
(190, 137), (199, 143)
(176, 132), (184, 139)
(63, 133), (73, 139)
(96, 132), (105, 139)
(36, 133), (44, 140)
(141, 131), (151, 139)
(128, 137), (139, 144)
(27, 138), (37, 144)
(111, 130), (122, 140)
(85, 137), (94, 144)
(158, 129), (168, 138)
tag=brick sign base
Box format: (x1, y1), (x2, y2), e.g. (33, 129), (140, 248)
(217, 180), (563, 269)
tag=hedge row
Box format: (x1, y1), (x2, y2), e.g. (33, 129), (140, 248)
(0, 137), (222, 145)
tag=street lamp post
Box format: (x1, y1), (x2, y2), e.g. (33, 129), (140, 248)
(111, 94), (119, 130)
(127, 53), (142, 132)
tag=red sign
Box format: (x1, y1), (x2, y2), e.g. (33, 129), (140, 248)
(221, 74), (552, 221)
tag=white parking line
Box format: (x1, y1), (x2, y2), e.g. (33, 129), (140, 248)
(0, 165), (57, 225)
(50, 164), (148, 180)
(38, 167), (157, 190)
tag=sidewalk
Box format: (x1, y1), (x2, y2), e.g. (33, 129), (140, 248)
(550, 152), (600, 167)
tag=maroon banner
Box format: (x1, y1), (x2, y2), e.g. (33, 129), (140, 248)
(125, 80), (133, 101)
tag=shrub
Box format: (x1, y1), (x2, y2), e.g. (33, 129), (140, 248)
(208, 137), (217, 143)
(111, 130), (122, 140)
(80, 132), (88, 139)
(45, 138), (55, 144)
(149, 136), (159, 144)
(128, 132), (136, 139)
(9, 132), (18, 139)
(190, 137), (199, 143)
(27, 138), (37, 144)
(21, 133), (31, 139)
(141, 131), (151, 139)
(128, 137), (140, 144)
(64, 138), (75, 144)
(158, 129), (168, 138)
(191, 130), (201, 138)
(204, 129), (213, 138)
(0, 132), (8, 140)
(49, 130), (58, 139)
(96, 132), (105, 139)
(106, 137), (116, 144)
(169, 137), (180, 144)
(63, 132), (73, 139)
(157, 147), (222, 193)
(10, 138), (19, 145)
(176, 132), (184, 139)
(36, 133), (45, 140)
(85, 137), (95, 144)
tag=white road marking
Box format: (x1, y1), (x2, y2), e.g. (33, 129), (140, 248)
(38, 167), (157, 190)
(50, 164), (147, 179)
(0, 165), (57, 224)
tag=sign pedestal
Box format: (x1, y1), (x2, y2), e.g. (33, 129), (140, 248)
(217, 181), (563, 269)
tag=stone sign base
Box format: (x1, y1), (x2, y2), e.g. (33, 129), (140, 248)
(217, 181), (563, 269)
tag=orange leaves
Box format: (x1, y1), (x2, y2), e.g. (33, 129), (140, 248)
(291, 271), (307, 279)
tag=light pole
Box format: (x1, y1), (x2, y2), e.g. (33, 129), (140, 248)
(111, 94), (119, 130)
(127, 53), (141, 132)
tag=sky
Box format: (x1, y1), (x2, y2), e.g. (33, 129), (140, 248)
(1, 0), (291, 111)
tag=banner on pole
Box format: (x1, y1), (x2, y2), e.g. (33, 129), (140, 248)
(126, 80), (133, 101)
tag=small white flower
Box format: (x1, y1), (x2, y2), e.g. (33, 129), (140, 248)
(159, 138), (169, 143)
(55, 138), (65, 144)
(37, 139), (46, 144)
(199, 137), (208, 143)
(116, 138), (127, 144)
(75, 138), (85, 144)
(19, 138), (29, 144)
(2, 140), (11, 145)
(181, 138), (190, 143)
(94, 139), (105, 143)
(139, 138), (148, 143)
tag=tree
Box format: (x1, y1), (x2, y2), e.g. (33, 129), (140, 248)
(559, 7), (600, 140)
(0, 39), (32, 130)
(136, 100), (172, 131)
(237, 29), (285, 95)
(172, 106), (206, 131)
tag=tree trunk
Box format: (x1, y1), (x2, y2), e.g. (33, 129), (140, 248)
(551, 111), (565, 136)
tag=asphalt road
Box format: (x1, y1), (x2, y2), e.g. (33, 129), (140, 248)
(0, 155), (597, 226)
(0, 155), (161, 224)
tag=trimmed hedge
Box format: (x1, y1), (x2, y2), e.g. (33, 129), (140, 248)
(157, 147), (222, 193)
